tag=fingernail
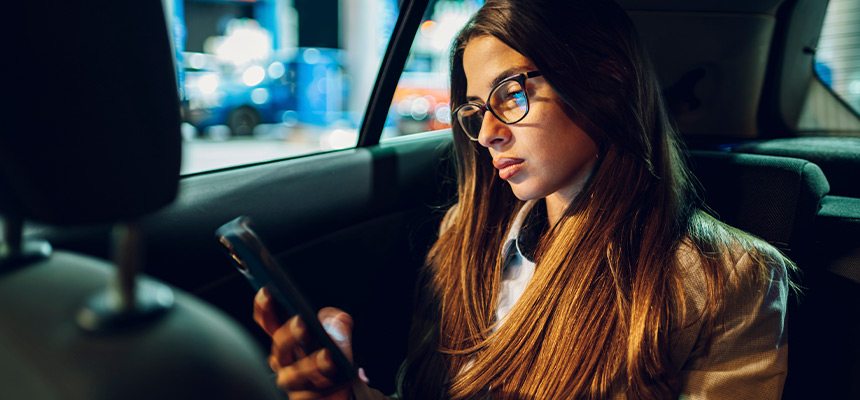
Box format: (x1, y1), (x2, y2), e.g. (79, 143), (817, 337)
(322, 318), (348, 342)
(358, 367), (370, 384)
(317, 350), (334, 375)
(289, 316), (302, 337)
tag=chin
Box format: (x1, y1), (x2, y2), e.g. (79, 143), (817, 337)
(507, 183), (546, 202)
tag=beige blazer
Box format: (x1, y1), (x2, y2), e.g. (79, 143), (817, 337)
(352, 201), (789, 399)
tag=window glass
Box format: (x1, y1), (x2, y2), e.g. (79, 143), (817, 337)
(163, 0), (399, 174)
(814, 0), (860, 114)
(381, 0), (483, 141)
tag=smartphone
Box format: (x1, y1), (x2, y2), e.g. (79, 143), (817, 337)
(215, 216), (357, 384)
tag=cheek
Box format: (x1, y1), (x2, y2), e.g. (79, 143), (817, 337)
(543, 128), (597, 183)
(557, 129), (597, 157)
(540, 104), (597, 157)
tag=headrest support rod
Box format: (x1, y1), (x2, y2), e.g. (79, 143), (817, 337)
(113, 221), (142, 312)
(0, 215), (23, 260)
(0, 215), (51, 272)
(77, 220), (174, 332)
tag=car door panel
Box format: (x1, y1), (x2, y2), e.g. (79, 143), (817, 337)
(38, 132), (455, 394)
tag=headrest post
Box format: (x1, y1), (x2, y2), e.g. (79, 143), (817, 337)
(76, 220), (174, 333)
(0, 215), (23, 260)
(111, 221), (143, 312)
(0, 215), (51, 271)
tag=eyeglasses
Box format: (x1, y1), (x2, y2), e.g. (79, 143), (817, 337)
(453, 70), (542, 141)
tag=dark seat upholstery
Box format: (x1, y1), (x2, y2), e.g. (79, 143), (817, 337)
(0, 253), (281, 399)
(0, 1), (281, 399)
(687, 150), (860, 399)
(688, 150), (829, 258)
(730, 140), (860, 399)
(733, 137), (860, 198)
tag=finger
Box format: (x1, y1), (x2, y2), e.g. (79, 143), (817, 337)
(276, 349), (341, 392)
(268, 353), (280, 373)
(271, 316), (309, 368)
(268, 344), (307, 373)
(268, 345), (305, 372)
(358, 367), (370, 384)
(253, 288), (283, 337)
(318, 308), (354, 362)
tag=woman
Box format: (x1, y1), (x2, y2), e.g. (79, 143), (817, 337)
(254, 0), (792, 398)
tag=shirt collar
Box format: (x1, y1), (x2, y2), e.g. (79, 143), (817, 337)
(502, 199), (548, 263)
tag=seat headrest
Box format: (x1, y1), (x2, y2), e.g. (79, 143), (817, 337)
(734, 137), (860, 198)
(689, 150), (830, 253)
(1, 1), (181, 226)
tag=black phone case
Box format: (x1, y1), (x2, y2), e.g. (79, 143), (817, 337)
(215, 216), (357, 384)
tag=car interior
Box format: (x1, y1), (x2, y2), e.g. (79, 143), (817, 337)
(2, 0), (858, 399)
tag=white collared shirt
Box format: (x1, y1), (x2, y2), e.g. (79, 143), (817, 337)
(493, 200), (539, 332)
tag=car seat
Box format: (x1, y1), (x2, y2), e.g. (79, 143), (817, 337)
(0, 1), (282, 399)
(688, 150), (829, 258)
(686, 150), (855, 399)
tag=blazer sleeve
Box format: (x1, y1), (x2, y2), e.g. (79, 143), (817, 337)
(671, 250), (790, 399)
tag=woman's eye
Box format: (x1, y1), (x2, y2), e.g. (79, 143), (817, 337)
(506, 90), (526, 108)
(505, 89), (523, 99)
(499, 90), (522, 106)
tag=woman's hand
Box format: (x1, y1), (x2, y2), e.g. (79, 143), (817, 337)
(254, 288), (361, 400)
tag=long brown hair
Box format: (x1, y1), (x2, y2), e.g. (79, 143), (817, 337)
(399, 1), (790, 398)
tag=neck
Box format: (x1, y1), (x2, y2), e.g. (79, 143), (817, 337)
(544, 159), (597, 224)
(545, 177), (589, 225)
(545, 194), (569, 225)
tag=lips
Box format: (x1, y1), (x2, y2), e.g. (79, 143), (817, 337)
(493, 158), (524, 180)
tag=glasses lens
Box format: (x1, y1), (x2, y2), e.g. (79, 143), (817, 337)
(490, 80), (528, 123)
(456, 104), (484, 140)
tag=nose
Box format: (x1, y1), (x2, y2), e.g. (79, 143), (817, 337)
(476, 111), (511, 148)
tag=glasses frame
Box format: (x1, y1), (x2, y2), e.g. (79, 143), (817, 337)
(453, 70), (542, 141)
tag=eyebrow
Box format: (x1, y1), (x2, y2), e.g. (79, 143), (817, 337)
(465, 66), (532, 103)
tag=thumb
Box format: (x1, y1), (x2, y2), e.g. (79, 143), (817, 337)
(319, 308), (354, 362)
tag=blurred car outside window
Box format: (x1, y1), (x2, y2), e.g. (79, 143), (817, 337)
(164, 0), (399, 174)
(381, 0), (484, 142)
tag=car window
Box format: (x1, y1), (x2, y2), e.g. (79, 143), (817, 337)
(811, 0), (860, 127)
(381, 0), (483, 142)
(164, 0), (400, 174)
(815, 0), (859, 101)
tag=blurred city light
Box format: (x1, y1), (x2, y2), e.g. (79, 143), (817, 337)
(303, 48), (321, 65)
(198, 73), (220, 94)
(208, 18), (273, 66)
(251, 88), (270, 104)
(435, 103), (451, 124)
(322, 129), (358, 150)
(397, 95), (414, 117)
(242, 65), (266, 86)
(411, 96), (430, 120)
(281, 110), (299, 127)
(268, 61), (286, 79)
(420, 20), (436, 36)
